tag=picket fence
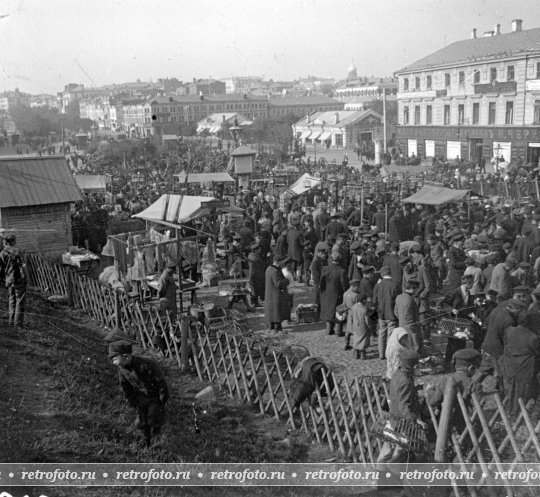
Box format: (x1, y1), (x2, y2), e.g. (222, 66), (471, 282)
(26, 253), (540, 496)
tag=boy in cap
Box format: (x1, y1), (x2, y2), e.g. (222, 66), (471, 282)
(109, 341), (169, 447)
(310, 242), (329, 312)
(425, 349), (482, 439)
(376, 350), (426, 474)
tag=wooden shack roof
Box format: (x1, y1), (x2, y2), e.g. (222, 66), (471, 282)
(0, 156), (82, 208)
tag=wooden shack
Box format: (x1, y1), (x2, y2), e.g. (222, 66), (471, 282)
(0, 156), (82, 257)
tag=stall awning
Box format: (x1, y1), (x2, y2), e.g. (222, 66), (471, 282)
(74, 174), (111, 193)
(287, 173), (322, 196)
(319, 131), (332, 141)
(133, 195), (244, 225)
(310, 131), (321, 141)
(402, 185), (470, 205)
(300, 130), (312, 140)
(210, 125), (221, 133)
(175, 172), (236, 184)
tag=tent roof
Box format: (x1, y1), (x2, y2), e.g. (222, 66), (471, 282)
(74, 174), (111, 192)
(287, 173), (322, 196)
(175, 172), (236, 184)
(133, 194), (244, 225)
(402, 185), (470, 205)
(230, 145), (256, 156)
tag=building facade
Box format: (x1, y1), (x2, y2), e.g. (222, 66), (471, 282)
(292, 109), (384, 151)
(0, 89), (31, 111)
(268, 96), (344, 119)
(221, 76), (264, 94)
(395, 19), (540, 164)
(187, 79), (226, 96)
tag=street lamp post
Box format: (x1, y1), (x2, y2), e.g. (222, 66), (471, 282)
(229, 116), (242, 148)
(494, 143), (502, 174)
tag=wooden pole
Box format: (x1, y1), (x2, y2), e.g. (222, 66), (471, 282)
(360, 187), (364, 227)
(385, 204), (388, 235)
(434, 376), (456, 463)
(536, 179), (540, 202)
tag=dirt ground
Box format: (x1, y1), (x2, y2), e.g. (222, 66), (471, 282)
(0, 288), (400, 497)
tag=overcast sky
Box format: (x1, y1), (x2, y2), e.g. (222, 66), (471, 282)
(2, 0), (540, 95)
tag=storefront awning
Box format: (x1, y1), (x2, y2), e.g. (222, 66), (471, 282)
(210, 125), (221, 133)
(300, 130), (312, 140)
(310, 131), (321, 141)
(319, 131), (332, 141)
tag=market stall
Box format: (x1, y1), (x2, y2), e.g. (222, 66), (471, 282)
(74, 174), (112, 194)
(402, 185), (471, 205)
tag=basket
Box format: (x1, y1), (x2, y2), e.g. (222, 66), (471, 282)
(371, 411), (429, 456)
(438, 317), (471, 336)
(297, 304), (319, 324)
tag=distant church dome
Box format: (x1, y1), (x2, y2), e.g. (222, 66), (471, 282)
(347, 62), (357, 81)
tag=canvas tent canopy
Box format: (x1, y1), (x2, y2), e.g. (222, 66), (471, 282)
(175, 172), (236, 184)
(402, 185), (470, 205)
(133, 194), (243, 226)
(287, 173), (322, 196)
(74, 174), (111, 193)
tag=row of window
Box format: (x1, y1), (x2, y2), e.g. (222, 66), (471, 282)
(403, 101), (515, 125)
(401, 63), (538, 91)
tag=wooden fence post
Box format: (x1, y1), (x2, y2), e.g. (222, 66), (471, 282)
(66, 266), (74, 307)
(536, 179), (540, 202)
(114, 287), (121, 330)
(434, 376), (456, 463)
(180, 315), (189, 372)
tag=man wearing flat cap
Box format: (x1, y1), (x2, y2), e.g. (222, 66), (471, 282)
(320, 251), (349, 335)
(489, 255), (516, 301)
(425, 348), (482, 435)
(447, 233), (467, 288)
(478, 298), (525, 391)
(109, 341), (169, 447)
(264, 255), (291, 332)
(373, 266), (399, 359)
(0, 234), (27, 327)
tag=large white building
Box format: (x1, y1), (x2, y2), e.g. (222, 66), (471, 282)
(394, 19), (540, 164)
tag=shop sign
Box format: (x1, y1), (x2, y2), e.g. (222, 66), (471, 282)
(396, 126), (540, 141)
(397, 90), (437, 99)
(474, 81), (517, 94)
(526, 80), (540, 91)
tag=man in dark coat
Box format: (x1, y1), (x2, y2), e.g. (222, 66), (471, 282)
(478, 298), (524, 390)
(109, 341), (169, 447)
(287, 220), (304, 282)
(382, 242), (402, 288)
(373, 266), (399, 359)
(447, 233), (467, 289)
(310, 242), (329, 312)
(247, 243), (266, 307)
(301, 218), (319, 285)
(273, 227), (288, 260)
(388, 209), (402, 243)
(348, 241), (364, 282)
(320, 252), (349, 335)
(239, 220), (255, 254)
(157, 261), (178, 317)
(500, 312), (540, 415)
(264, 255), (290, 331)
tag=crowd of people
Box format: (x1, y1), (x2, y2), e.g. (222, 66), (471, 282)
(222, 185), (540, 422)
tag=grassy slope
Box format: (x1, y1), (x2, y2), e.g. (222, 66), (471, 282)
(0, 290), (380, 497)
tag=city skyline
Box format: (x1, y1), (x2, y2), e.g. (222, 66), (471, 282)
(3, 0), (540, 95)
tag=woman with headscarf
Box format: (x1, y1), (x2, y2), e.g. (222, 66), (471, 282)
(385, 327), (416, 380)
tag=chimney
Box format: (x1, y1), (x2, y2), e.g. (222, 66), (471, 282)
(512, 19), (523, 32)
(484, 31), (495, 37)
(494, 23), (501, 35)
(471, 28), (477, 39)
(334, 112), (339, 124)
